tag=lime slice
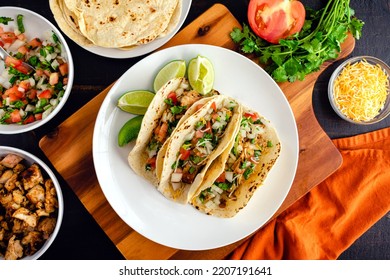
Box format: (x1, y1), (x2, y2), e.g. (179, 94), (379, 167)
(153, 59), (186, 92)
(188, 55), (215, 95)
(118, 115), (143, 147)
(117, 90), (155, 115)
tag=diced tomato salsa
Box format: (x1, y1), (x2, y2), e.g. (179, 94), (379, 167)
(0, 14), (69, 125)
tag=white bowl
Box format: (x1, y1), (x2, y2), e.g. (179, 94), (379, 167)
(328, 56), (390, 125)
(0, 146), (64, 260)
(0, 6), (74, 134)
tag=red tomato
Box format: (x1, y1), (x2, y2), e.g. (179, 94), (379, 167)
(17, 45), (29, 55)
(244, 112), (259, 122)
(0, 32), (17, 44)
(27, 38), (42, 49)
(37, 89), (53, 99)
(9, 110), (22, 123)
(5, 85), (24, 102)
(27, 89), (37, 100)
(15, 64), (30, 74)
(22, 115), (35, 124)
(247, 0), (305, 44)
(34, 113), (43, 121)
(180, 147), (191, 160)
(216, 172), (226, 183)
(5, 56), (22, 67)
(146, 157), (156, 169)
(59, 63), (69, 76)
(211, 102), (217, 112)
(167, 91), (177, 105)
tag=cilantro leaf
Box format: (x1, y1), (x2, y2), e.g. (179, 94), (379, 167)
(0, 17), (13, 25)
(230, 0), (364, 82)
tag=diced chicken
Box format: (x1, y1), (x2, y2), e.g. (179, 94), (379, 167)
(12, 207), (38, 228)
(21, 164), (43, 190)
(38, 217), (56, 239)
(0, 227), (5, 241)
(26, 185), (45, 205)
(36, 208), (50, 217)
(0, 192), (13, 206)
(12, 189), (26, 205)
(44, 179), (58, 214)
(180, 90), (201, 107)
(5, 235), (24, 260)
(0, 169), (13, 184)
(22, 231), (43, 254)
(12, 219), (28, 234)
(13, 163), (25, 174)
(1, 220), (9, 231)
(5, 173), (18, 192)
(0, 154), (23, 169)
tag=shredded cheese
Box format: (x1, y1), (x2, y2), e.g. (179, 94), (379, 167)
(333, 59), (389, 122)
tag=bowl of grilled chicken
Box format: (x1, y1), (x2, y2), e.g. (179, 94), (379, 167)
(0, 146), (63, 260)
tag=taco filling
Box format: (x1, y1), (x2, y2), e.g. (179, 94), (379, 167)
(195, 111), (273, 209)
(145, 81), (217, 171)
(169, 99), (238, 191)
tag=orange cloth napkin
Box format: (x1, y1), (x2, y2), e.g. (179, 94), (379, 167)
(230, 127), (390, 260)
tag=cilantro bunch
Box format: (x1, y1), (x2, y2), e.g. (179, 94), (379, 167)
(230, 0), (364, 82)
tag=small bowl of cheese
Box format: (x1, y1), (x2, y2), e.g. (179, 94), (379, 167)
(328, 56), (390, 125)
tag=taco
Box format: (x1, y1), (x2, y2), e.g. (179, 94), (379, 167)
(191, 106), (281, 218)
(128, 77), (218, 187)
(157, 96), (242, 204)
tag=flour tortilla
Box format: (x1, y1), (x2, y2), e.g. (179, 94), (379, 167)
(157, 96), (242, 204)
(61, 0), (180, 48)
(128, 78), (215, 187)
(49, 0), (94, 46)
(191, 106), (281, 218)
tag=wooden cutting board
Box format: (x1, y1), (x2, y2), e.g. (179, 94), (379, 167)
(39, 4), (353, 259)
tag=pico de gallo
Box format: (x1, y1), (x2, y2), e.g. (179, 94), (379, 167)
(145, 80), (218, 171)
(196, 111), (274, 209)
(170, 99), (238, 191)
(0, 14), (69, 125)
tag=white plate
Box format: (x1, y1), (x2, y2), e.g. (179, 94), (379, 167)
(93, 44), (299, 250)
(0, 6), (74, 134)
(75, 0), (192, 58)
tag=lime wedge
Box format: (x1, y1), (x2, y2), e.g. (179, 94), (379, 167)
(118, 115), (143, 147)
(117, 90), (155, 115)
(153, 59), (186, 92)
(188, 55), (215, 95)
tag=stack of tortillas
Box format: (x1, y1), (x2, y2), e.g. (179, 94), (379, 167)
(49, 0), (182, 49)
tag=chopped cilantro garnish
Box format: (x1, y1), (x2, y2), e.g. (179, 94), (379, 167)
(195, 121), (204, 130)
(17, 14), (24, 33)
(164, 98), (174, 106)
(190, 155), (203, 164)
(170, 105), (186, 115)
(52, 32), (59, 43)
(216, 182), (232, 191)
(0, 17), (13, 25)
(243, 167), (254, 180)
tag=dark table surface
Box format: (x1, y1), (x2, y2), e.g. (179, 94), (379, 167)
(0, 0), (389, 260)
